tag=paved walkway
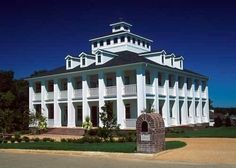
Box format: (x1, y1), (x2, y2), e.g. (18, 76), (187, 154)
(1, 137), (236, 165)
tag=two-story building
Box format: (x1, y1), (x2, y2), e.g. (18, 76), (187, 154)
(26, 21), (209, 129)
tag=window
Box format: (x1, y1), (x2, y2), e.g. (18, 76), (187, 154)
(145, 70), (151, 84)
(82, 57), (85, 66)
(100, 40), (104, 47)
(195, 80), (199, 91)
(142, 41), (145, 47)
(127, 36), (131, 42)
(180, 61), (182, 68)
(114, 38), (118, 44)
(106, 39), (110, 45)
(48, 104), (54, 119)
(106, 77), (113, 86)
(124, 76), (130, 85)
(93, 42), (97, 48)
(47, 80), (54, 92)
(146, 43), (150, 48)
(124, 26), (129, 30)
(68, 59), (71, 68)
(187, 78), (192, 90)
(169, 75), (174, 88)
(171, 58), (173, 66)
(120, 36), (125, 42)
(132, 38), (136, 44)
(202, 102), (206, 116)
(187, 101), (191, 117)
(170, 100), (174, 118)
(35, 82), (41, 93)
(202, 81), (206, 91)
(158, 73), (163, 86)
(35, 104), (41, 118)
(114, 26), (120, 30)
(162, 55), (164, 64)
(61, 79), (67, 90)
(97, 54), (101, 63)
(125, 104), (131, 119)
(137, 39), (140, 45)
(195, 102), (198, 116)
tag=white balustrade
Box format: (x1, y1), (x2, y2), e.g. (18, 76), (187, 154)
(74, 89), (82, 99)
(105, 86), (117, 96)
(89, 87), (99, 97)
(59, 90), (67, 99)
(123, 84), (137, 95)
(125, 119), (137, 128)
(46, 92), (54, 100)
(158, 86), (165, 95)
(34, 93), (41, 101)
(146, 84), (154, 95)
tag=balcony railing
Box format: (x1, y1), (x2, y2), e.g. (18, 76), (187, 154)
(146, 84), (154, 95)
(178, 88), (185, 97)
(89, 87), (99, 98)
(33, 93), (41, 101)
(125, 119), (137, 128)
(105, 86), (117, 97)
(74, 89), (82, 99)
(59, 90), (67, 99)
(46, 92), (54, 100)
(123, 84), (137, 96)
(158, 86), (165, 95)
(169, 87), (175, 96)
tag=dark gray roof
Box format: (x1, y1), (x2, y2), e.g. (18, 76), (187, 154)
(28, 51), (208, 79)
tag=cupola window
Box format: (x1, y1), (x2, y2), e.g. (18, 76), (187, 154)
(82, 57), (85, 66)
(68, 59), (71, 68)
(121, 36), (125, 42)
(106, 39), (110, 45)
(93, 42), (97, 48)
(97, 54), (101, 63)
(100, 40), (104, 47)
(114, 38), (118, 44)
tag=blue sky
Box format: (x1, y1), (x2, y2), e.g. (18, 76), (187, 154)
(0, 0), (235, 107)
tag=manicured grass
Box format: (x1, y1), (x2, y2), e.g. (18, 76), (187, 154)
(166, 127), (236, 138)
(0, 141), (186, 153)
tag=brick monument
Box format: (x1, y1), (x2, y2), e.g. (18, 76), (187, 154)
(136, 113), (165, 153)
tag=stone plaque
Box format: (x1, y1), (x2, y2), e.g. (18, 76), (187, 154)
(141, 134), (150, 141)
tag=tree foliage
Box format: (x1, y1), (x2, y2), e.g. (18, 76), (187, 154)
(0, 70), (29, 133)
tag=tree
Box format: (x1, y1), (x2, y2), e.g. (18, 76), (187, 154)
(98, 101), (119, 141)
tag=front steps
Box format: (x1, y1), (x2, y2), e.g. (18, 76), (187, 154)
(46, 127), (85, 136)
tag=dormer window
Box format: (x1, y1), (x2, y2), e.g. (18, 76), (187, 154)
(97, 54), (101, 63)
(162, 55), (164, 64)
(132, 38), (136, 44)
(180, 61), (182, 68)
(138, 39), (140, 45)
(68, 59), (71, 68)
(146, 43), (150, 48)
(114, 38), (118, 44)
(100, 41), (104, 47)
(142, 41), (145, 47)
(93, 42), (97, 48)
(106, 39), (110, 45)
(114, 26), (120, 30)
(127, 36), (131, 42)
(171, 58), (174, 66)
(121, 36), (125, 42)
(82, 57), (85, 66)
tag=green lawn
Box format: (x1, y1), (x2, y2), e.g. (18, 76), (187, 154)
(0, 141), (186, 153)
(166, 127), (236, 138)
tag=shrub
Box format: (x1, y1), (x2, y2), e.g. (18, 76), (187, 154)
(61, 138), (67, 143)
(16, 138), (22, 143)
(10, 138), (15, 143)
(42, 138), (52, 142)
(32, 137), (40, 142)
(0, 138), (3, 144)
(117, 137), (126, 143)
(22, 136), (30, 142)
(214, 116), (223, 127)
(14, 132), (21, 140)
(88, 129), (99, 136)
(3, 140), (8, 143)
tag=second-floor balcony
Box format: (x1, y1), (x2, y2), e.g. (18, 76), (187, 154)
(123, 84), (137, 96)
(89, 87), (99, 98)
(105, 86), (117, 97)
(158, 86), (165, 95)
(146, 84), (154, 95)
(59, 90), (67, 100)
(46, 92), (54, 100)
(33, 93), (41, 101)
(73, 89), (82, 99)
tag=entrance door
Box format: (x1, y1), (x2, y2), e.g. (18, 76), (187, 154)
(62, 105), (68, 126)
(179, 101), (183, 125)
(91, 106), (98, 127)
(76, 106), (82, 127)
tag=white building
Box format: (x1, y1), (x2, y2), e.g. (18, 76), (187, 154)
(26, 21), (209, 129)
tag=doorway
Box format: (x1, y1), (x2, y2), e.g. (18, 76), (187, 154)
(91, 106), (98, 127)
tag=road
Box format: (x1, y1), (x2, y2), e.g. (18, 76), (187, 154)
(0, 151), (234, 168)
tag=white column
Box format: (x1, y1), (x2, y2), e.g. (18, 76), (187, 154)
(29, 81), (34, 112)
(182, 77), (188, 125)
(116, 69), (125, 129)
(41, 80), (48, 119)
(153, 69), (159, 113)
(98, 71), (105, 127)
(175, 75), (180, 125)
(198, 83), (203, 123)
(164, 73), (170, 126)
(205, 81), (210, 123)
(136, 65), (146, 117)
(191, 79), (195, 124)
(53, 79), (61, 127)
(82, 74), (90, 122)
(67, 77), (75, 127)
